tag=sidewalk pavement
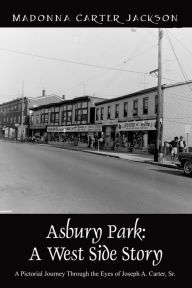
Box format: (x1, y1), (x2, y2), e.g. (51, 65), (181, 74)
(44, 142), (180, 169)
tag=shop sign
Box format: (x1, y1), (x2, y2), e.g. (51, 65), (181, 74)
(118, 120), (156, 131)
(102, 119), (118, 126)
(47, 125), (102, 133)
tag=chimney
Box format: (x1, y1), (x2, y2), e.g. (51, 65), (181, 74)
(42, 89), (46, 97)
(62, 95), (66, 100)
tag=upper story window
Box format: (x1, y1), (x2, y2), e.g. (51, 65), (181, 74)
(143, 97), (148, 115)
(41, 113), (48, 123)
(115, 104), (119, 118)
(50, 112), (59, 123)
(62, 111), (67, 123)
(123, 102), (128, 117)
(133, 100), (138, 116)
(96, 108), (99, 121)
(67, 111), (72, 122)
(36, 114), (40, 124)
(82, 102), (88, 108)
(75, 103), (88, 122)
(100, 107), (104, 120)
(81, 109), (88, 122)
(107, 106), (111, 119)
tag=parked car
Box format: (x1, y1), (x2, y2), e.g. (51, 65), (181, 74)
(177, 152), (192, 175)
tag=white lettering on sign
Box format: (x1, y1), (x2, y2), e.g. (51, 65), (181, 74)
(47, 125), (102, 133)
(118, 120), (156, 131)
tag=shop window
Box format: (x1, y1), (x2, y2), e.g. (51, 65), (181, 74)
(100, 107), (104, 120)
(115, 104), (119, 118)
(124, 102), (128, 117)
(96, 108), (99, 121)
(143, 98), (148, 115)
(133, 100), (138, 116)
(107, 106), (111, 119)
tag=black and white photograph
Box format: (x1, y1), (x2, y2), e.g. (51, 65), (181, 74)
(1, 26), (192, 213)
(0, 5), (192, 284)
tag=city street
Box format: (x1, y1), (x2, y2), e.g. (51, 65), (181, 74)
(0, 140), (192, 213)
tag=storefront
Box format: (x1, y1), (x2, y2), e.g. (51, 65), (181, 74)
(47, 124), (102, 147)
(101, 119), (118, 149)
(118, 119), (156, 153)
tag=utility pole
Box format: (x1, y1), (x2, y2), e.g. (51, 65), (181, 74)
(154, 28), (163, 162)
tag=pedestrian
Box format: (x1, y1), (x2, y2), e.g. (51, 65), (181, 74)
(169, 136), (179, 163)
(45, 135), (48, 144)
(178, 136), (186, 152)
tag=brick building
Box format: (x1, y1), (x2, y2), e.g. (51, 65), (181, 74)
(95, 81), (192, 152)
(0, 97), (28, 140)
(0, 90), (63, 140)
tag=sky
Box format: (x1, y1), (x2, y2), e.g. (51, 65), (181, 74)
(0, 27), (192, 102)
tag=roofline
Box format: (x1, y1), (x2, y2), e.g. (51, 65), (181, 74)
(28, 94), (63, 101)
(163, 80), (192, 89)
(30, 95), (105, 110)
(0, 97), (28, 106)
(95, 80), (192, 105)
(95, 86), (159, 105)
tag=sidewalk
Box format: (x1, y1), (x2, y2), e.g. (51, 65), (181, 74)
(44, 142), (179, 169)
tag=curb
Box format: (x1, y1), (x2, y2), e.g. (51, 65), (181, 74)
(82, 150), (120, 159)
(144, 160), (180, 169)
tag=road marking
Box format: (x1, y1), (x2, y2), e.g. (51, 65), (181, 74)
(0, 210), (13, 213)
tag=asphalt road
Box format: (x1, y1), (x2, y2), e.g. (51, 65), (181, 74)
(0, 140), (192, 213)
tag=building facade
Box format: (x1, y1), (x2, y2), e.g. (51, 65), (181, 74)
(0, 90), (63, 140)
(31, 95), (105, 146)
(95, 81), (192, 153)
(0, 97), (28, 140)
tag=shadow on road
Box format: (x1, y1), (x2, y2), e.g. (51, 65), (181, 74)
(150, 168), (189, 178)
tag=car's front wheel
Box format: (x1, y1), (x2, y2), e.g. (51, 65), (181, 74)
(183, 160), (192, 175)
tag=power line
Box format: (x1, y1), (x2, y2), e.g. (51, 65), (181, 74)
(123, 44), (157, 64)
(0, 47), (147, 75)
(165, 29), (192, 94)
(167, 29), (192, 59)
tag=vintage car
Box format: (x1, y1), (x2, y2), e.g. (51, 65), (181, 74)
(177, 152), (192, 175)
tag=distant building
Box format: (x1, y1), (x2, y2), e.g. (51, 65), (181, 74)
(0, 97), (28, 140)
(0, 90), (63, 140)
(95, 81), (192, 152)
(28, 90), (64, 110)
(30, 95), (106, 146)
